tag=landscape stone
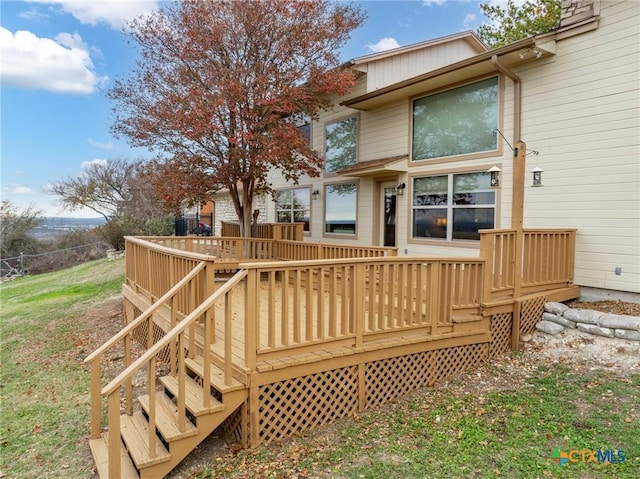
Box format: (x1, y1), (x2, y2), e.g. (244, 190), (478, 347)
(543, 312), (577, 328)
(536, 320), (565, 336)
(614, 329), (640, 341)
(563, 308), (602, 325)
(545, 302), (570, 315)
(576, 323), (614, 338)
(598, 314), (640, 331)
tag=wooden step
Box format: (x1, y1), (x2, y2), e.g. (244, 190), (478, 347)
(452, 314), (483, 323)
(185, 355), (245, 393)
(89, 434), (139, 479)
(160, 375), (225, 416)
(138, 392), (199, 442)
(120, 412), (171, 469)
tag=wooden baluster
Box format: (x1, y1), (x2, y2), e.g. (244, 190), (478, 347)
(124, 334), (133, 415)
(148, 359), (157, 459)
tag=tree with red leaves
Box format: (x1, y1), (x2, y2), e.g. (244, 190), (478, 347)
(109, 0), (365, 236)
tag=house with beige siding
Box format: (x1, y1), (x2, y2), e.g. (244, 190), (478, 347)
(214, 0), (639, 298)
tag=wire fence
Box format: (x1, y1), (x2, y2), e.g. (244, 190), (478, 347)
(0, 242), (111, 282)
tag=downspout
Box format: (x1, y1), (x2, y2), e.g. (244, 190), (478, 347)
(491, 54), (521, 142)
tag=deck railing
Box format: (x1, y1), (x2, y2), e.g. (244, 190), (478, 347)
(479, 228), (576, 302)
(240, 257), (485, 366)
(274, 240), (396, 261)
(220, 221), (305, 241)
(522, 229), (576, 293)
(125, 237), (217, 312)
(128, 229), (573, 311)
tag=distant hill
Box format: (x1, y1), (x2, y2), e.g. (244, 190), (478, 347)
(30, 217), (106, 238)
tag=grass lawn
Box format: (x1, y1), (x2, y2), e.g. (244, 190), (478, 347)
(0, 258), (125, 479)
(184, 359), (639, 479)
(0, 257), (638, 479)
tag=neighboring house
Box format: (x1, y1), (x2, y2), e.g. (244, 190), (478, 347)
(214, 0), (640, 297)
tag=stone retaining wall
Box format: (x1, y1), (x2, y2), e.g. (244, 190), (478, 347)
(537, 302), (640, 341)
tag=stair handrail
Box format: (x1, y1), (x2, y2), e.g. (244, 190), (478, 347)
(101, 268), (248, 397)
(84, 261), (208, 365)
(95, 267), (247, 478)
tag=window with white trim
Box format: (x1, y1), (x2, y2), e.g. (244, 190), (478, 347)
(412, 77), (499, 161)
(276, 187), (310, 232)
(412, 172), (495, 241)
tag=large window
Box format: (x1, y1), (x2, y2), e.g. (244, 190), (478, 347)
(325, 116), (357, 173)
(276, 188), (310, 232)
(412, 172), (495, 241)
(324, 182), (357, 235)
(412, 77), (499, 161)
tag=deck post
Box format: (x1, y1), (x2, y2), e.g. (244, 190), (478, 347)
(512, 142), (526, 298)
(245, 269), (258, 371)
(511, 300), (521, 351)
(428, 263), (441, 336)
(357, 363), (366, 412)
(249, 386), (260, 448)
(107, 392), (121, 479)
(241, 401), (249, 449)
(89, 359), (101, 439)
(479, 232), (494, 303)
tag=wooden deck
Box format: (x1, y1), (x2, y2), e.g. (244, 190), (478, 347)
(86, 229), (579, 478)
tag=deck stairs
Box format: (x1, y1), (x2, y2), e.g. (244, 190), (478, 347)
(89, 356), (247, 479)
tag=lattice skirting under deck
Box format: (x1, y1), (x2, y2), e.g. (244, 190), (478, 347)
(490, 312), (513, 359)
(519, 295), (547, 337)
(244, 341), (493, 447)
(258, 366), (359, 445)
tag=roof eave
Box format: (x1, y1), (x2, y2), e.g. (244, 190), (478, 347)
(342, 37), (540, 111)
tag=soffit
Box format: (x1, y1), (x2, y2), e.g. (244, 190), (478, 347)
(337, 155), (408, 178)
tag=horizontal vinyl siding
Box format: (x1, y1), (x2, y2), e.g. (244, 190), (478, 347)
(517, 0), (640, 292)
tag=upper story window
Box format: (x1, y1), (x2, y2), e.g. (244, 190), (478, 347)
(412, 171), (495, 241)
(324, 182), (357, 235)
(325, 116), (357, 173)
(412, 76), (499, 161)
(297, 122), (311, 146)
(295, 114), (311, 146)
(276, 187), (310, 232)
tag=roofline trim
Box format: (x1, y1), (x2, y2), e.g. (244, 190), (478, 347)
(341, 37), (536, 108)
(350, 30), (488, 66)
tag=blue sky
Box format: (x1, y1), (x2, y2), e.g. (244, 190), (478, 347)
(1, 0), (493, 218)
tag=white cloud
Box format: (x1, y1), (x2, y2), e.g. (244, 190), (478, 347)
(463, 13), (477, 29)
(0, 27), (108, 94)
(88, 139), (114, 150)
(2, 184), (35, 195)
(19, 7), (49, 21)
(81, 159), (108, 170)
(24, 0), (160, 30)
(5, 183), (98, 218)
(366, 37), (401, 53)
(423, 0), (447, 6)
